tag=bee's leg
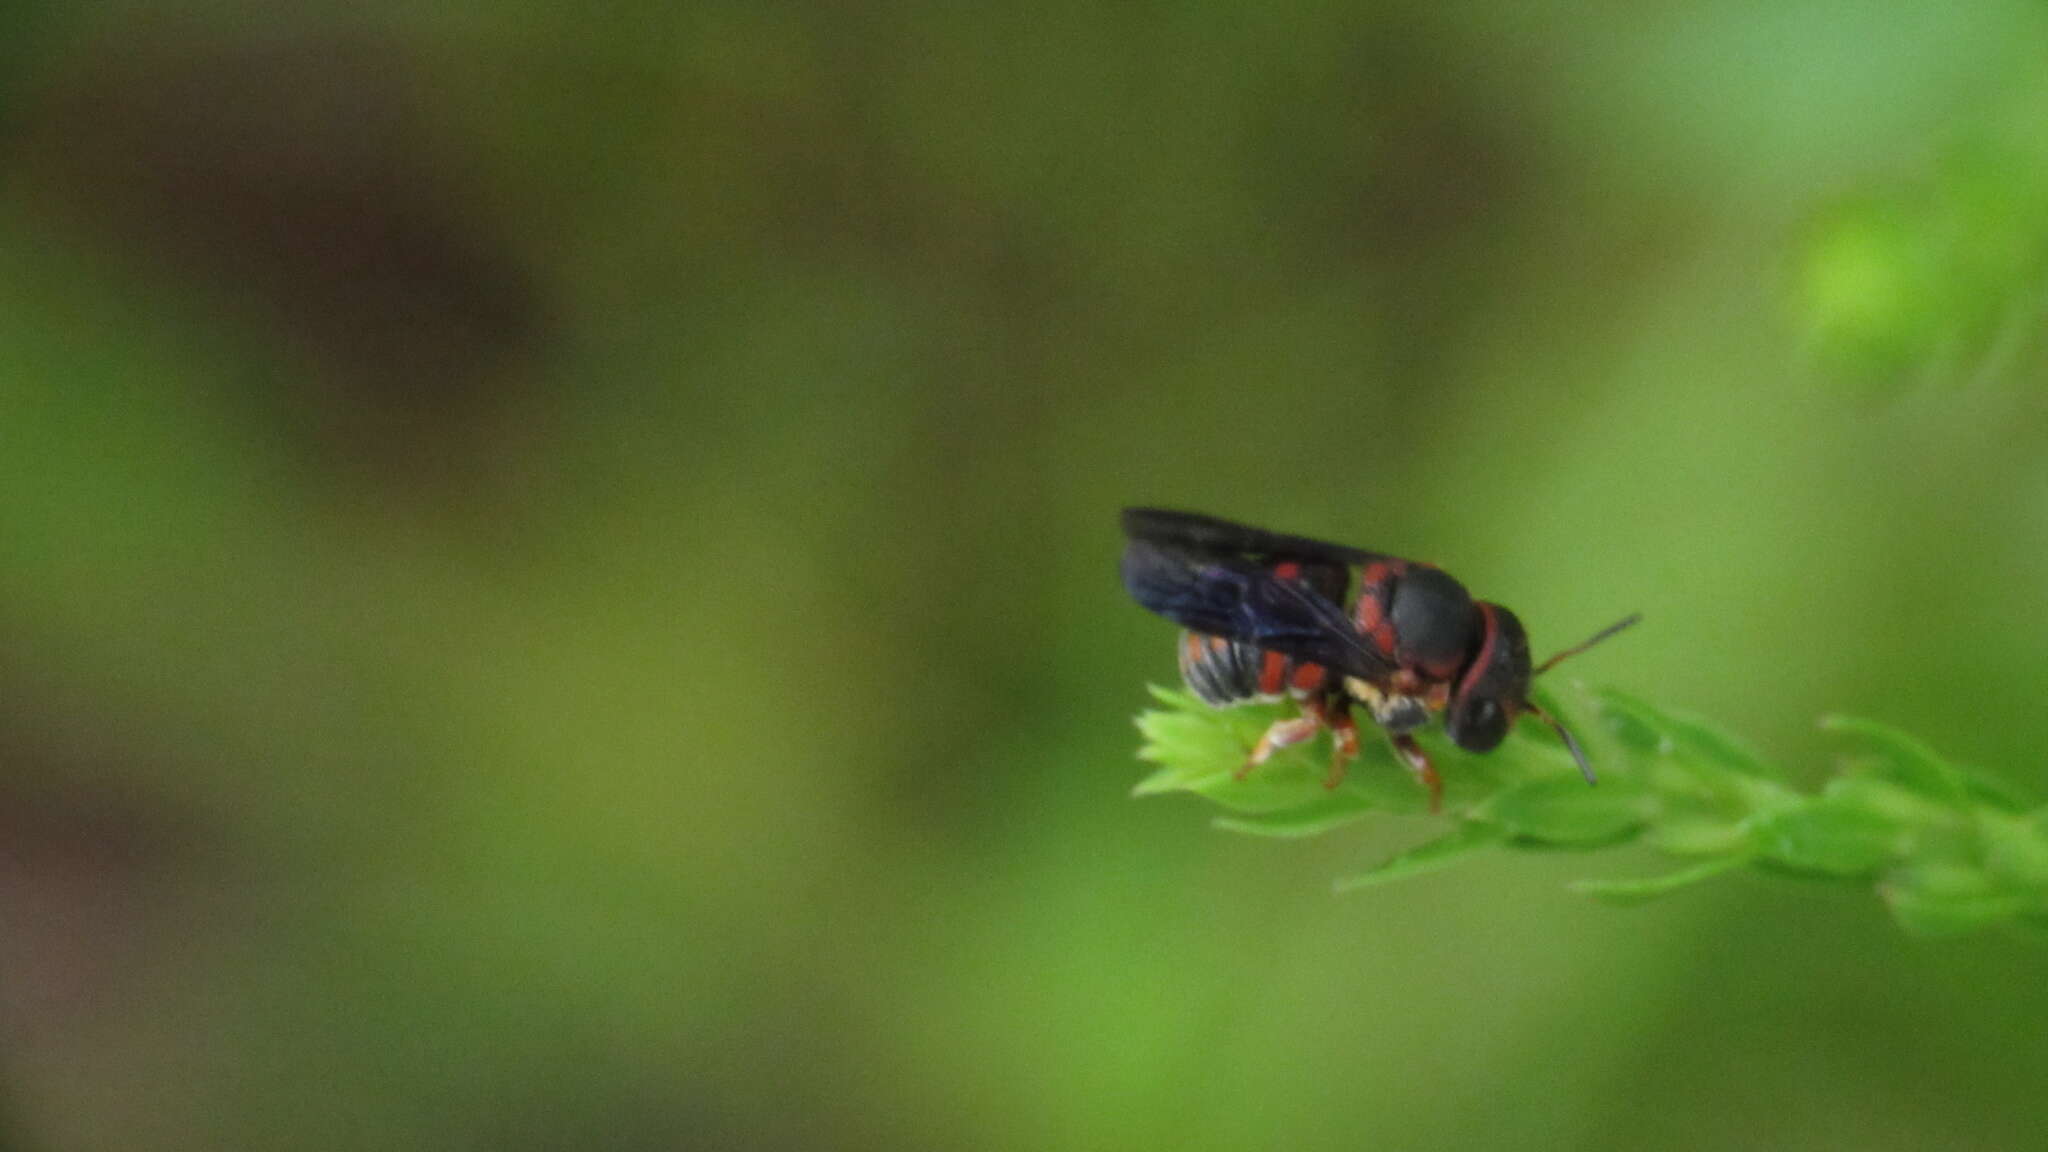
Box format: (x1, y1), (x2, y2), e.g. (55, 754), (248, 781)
(1390, 732), (1443, 813)
(1324, 701), (1360, 790)
(1238, 702), (1325, 780)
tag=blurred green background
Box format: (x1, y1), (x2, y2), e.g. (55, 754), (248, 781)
(4, 3), (2048, 1149)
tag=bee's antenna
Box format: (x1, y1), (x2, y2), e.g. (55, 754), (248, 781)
(1535, 613), (1642, 676)
(1526, 702), (1598, 786)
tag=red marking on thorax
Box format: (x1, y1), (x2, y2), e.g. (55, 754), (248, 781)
(1354, 597), (1383, 631)
(1456, 603), (1502, 699)
(1258, 650), (1288, 696)
(1353, 560), (1403, 658)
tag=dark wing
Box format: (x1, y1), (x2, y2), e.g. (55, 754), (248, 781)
(1121, 507), (1391, 568)
(1120, 538), (1393, 680)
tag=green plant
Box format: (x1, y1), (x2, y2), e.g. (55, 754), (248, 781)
(1133, 682), (2048, 936)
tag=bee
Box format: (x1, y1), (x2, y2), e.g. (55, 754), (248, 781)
(1121, 508), (1637, 809)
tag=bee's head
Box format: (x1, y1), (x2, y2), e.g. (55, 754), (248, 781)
(1450, 608), (1643, 783)
(1443, 602), (1529, 754)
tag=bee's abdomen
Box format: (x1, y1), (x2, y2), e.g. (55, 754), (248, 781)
(1178, 631), (1330, 707)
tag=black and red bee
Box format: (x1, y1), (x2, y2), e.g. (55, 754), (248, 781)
(1120, 507), (1638, 810)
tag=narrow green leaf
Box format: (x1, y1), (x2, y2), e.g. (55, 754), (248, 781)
(1213, 792), (1378, 838)
(1598, 689), (1783, 780)
(1131, 717), (1236, 796)
(1663, 711), (1783, 781)
(1570, 855), (1750, 905)
(1751, 799), (1906, 877)
(1882, 864), (2044, 937)
(1476, 777), (1648, 847)
(1647, 817), (1754, 857)
(1132, 691), (1278, 796)
(1335, 822), (1504, 891)
(1979, 810), (2048, 888)
(1956, 765), (2038, 813)
(1821, 715), (1968, 806)
(1591, 689), (1666, 757)
(1819, 775), (1965, 828)
(1145, 683), (1208, 710)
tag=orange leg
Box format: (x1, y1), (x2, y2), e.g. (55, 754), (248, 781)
(1391, 733), (1443, 813)
(1238, 711), (1323, 780)
(1324, 705), (1361, 790)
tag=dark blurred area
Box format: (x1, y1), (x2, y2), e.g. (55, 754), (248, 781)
(4, 3), (2048, 1150)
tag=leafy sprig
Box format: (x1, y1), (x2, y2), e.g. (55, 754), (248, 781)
(1133, 684), (2048, 935)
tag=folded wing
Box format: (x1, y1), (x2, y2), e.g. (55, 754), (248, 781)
(1120, 507), (1391, 568)
(1120, 538), (1392, 681)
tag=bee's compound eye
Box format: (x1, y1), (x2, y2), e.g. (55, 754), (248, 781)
(1447, 695), (1509, 752)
